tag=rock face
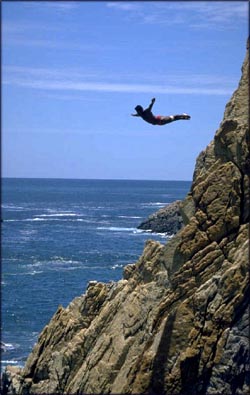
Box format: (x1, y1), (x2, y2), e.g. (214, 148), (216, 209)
(3, 46), (249, 395)
(137, 200), (184, 234)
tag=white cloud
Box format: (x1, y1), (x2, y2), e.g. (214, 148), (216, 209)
(3, 65), (234, 96)
(44, 2), (79, 11)
(106, 1), (248, 29)
(3, 37), (101, 51)
(23, 1), (79, 12)
(186, 1), (249, 29)
(2, 20), (61, 34)
(3, 65), (98, 80)
(106, 2), (140, 11)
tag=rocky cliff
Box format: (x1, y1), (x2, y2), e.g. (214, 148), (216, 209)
(3, 45), (249, 395)
(137, 200), (184, 235)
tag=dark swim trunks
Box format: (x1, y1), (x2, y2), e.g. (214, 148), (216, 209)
(155, 115), (164, 125)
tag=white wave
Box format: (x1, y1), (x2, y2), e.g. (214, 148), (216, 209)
(76, 265), (105, 270)
(154, 233), (170, 238)
(141, 202), (169, 208)
(3, 219), (31, 222)
(46, 208), (79, 212)
(3, 258), (19, 262)
(1, 342), (16, 351)
(1, 204), (24, 210)
(76, 218), (97, 223)
(8, 271), (43, 276)
(50, 266), (84, 272)
(4, 218), (76, 222)
(5, 216), (95, 223)
(111, 263), (124, 269)
(32, 218), (80, 221)
(97, 226), (136, 232)
(4, 218), (42, 222)
(132, 229), (170, 238)
(2, 219), (18, 222)
(50, 259), (82, 265)
(9, 264), (83, 275)
(26, 258), (83, 270)
(1, 360), (19, 364)
(133, 229), (144, 234)
(20, 230), (37, 236)
(29, 260), (67, 266)
(36, 213), (78, 217)
(26, 270), (44, 276)
(118, 215), (142, 219)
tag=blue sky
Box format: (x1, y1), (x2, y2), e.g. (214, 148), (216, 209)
(2, 1), (249, 180)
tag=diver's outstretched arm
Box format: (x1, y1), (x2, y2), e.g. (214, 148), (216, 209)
(147, 98), (156, 111)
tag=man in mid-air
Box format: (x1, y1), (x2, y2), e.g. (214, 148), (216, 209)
(131, 98), (191, 125)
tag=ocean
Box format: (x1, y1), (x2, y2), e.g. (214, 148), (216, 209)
(1, 178), (191, 372)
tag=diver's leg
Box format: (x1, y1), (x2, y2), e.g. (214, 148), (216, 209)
(157, 115), (175, 125)
(173, 114), (191, 120)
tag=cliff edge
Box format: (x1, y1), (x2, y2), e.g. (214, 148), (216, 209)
(3, 45), (249, 395)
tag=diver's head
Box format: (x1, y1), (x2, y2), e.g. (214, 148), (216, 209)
(135, 105), (143, 115)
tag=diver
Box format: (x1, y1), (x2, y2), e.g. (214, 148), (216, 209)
(131, 98), (191, 125)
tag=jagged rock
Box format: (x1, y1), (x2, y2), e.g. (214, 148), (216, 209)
(3, 44), (249, 395)
(137, 200), (184, 234)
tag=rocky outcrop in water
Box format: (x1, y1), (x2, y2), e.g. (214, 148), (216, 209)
(3, 45), (249, 395)
(137, 200), (184, 234)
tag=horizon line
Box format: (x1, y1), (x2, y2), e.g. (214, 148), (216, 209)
(2, 176), (192, 183)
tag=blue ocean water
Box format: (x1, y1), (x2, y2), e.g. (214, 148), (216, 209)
(1, 178), (191, 371)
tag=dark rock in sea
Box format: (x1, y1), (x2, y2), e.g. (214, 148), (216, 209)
(137, 200), (184, 235)
(2, 43), (249, 395)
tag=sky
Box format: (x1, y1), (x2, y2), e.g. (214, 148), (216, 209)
(2, 0), (249, 181)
